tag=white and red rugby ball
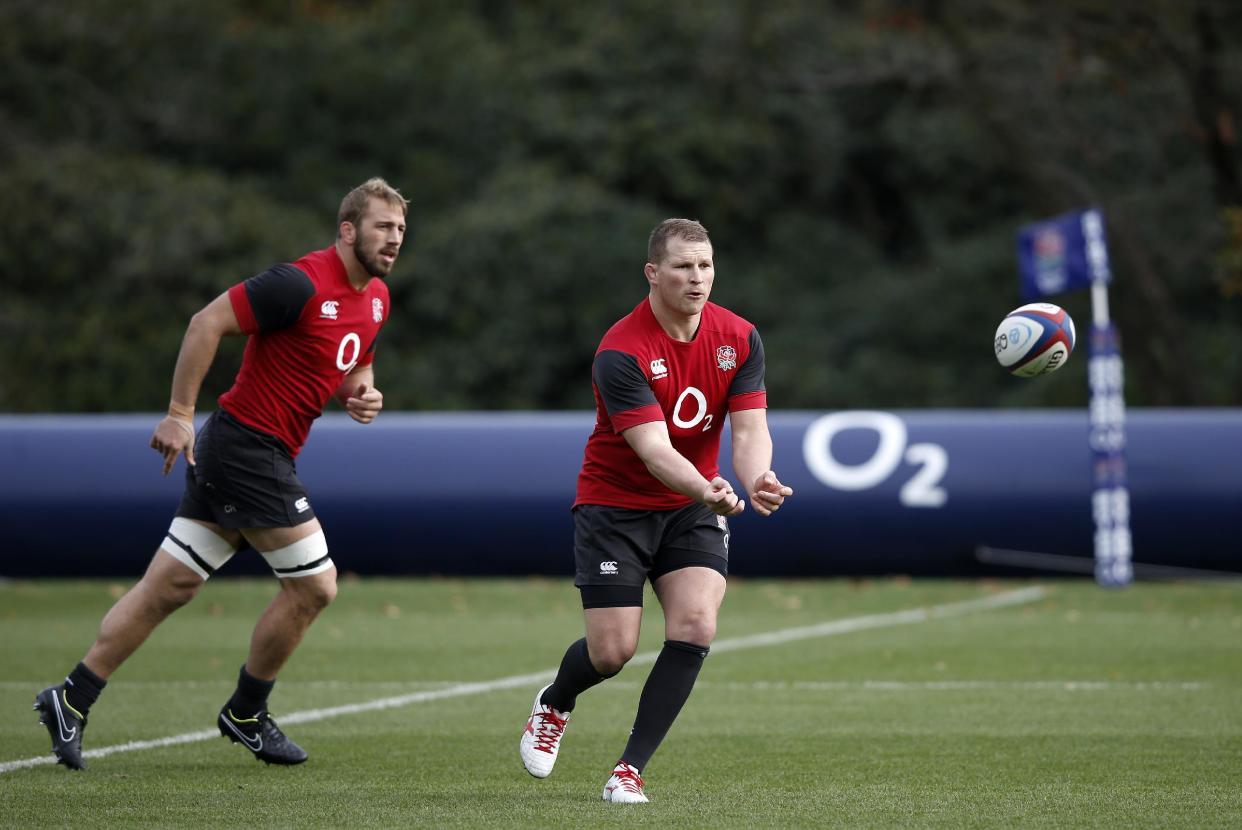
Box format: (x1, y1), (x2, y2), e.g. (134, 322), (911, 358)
(994, 303), (1076, 377)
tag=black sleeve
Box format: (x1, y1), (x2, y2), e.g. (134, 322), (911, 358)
(593, 349), (658, 416)
(244, 264), (315, 332)
(728, 327), (766, 397)
(365, 328), (381, 356)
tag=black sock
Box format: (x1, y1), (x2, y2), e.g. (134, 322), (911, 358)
(620, 640), (709, 772)
(541, 638), (615, 713)
(64, 662), (106, 717)
(226, 666), (275, 719)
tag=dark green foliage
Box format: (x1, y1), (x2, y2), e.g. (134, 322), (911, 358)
(1, 1), (1239, 410)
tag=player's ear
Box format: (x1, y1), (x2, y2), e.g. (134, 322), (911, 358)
(339, 221), (356, 244)
(643, 262), (658, 286)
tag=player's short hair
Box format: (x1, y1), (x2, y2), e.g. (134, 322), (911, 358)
(648, 218), (710, 265)
(337, 177), (408, 234)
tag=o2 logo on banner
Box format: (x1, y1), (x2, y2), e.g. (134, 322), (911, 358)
(801, 411), (947, 508)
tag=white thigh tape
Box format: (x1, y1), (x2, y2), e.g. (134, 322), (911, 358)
(261, 530), (333, 579)
(160, 517), (237, 580)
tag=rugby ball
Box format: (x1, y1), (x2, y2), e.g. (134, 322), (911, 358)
(994, 303), (1076, 377)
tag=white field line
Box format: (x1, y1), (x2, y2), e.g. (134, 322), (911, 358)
(512, 679), (1208, 692)
(703, 680), (1209, 691)
(1, 586), (1043, 775)
(2, 679), (1208, 693)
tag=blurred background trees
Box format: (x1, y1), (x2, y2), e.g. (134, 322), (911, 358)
(1, 0), (1238, 411)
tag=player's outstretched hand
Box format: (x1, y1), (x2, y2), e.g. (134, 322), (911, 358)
(749, 471), (793, 517)
(150, 415), (196, 475)
(346, 383), (384, 424)
(703, 476), (745, 517)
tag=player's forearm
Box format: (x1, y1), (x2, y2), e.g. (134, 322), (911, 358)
(731, 429), (774, 496)
(168, 312), (226, 410)
(638, 445), (714, 503)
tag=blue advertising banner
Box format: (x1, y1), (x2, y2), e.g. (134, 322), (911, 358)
(0, 411), (1238, 578)
(1017, 208), (1112, 301)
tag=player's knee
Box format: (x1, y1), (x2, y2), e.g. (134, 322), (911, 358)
(590, 651), (629, 676)
(281, 567), (337, 615)
(300, 572), (337, 611)
(164, 580), (201, 611)
(142, 567), (203, 613)
(667, 608), (717, 645)
(589, 637), (638, 675)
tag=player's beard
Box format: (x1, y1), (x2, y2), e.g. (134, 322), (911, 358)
(355, 238), (395, 278)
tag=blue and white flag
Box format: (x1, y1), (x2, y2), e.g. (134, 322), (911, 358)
(1016, 208), (1112, 301)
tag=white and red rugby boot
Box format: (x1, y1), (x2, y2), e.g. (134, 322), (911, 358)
(519, 684), (570, 778)
(602, 761), (649, 803)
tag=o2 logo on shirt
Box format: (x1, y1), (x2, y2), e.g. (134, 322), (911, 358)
(336, 333), (362, 372)
(672, 386), (714, 432)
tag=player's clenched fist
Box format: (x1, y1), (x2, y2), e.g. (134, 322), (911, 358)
(345, 384), (383, 424)
(703, 476), (745, 517)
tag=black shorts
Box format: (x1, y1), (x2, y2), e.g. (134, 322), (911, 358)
(176, 409), (316, 530)
(573, 502), (730, 609)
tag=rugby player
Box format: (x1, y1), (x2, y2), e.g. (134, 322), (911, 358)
(519, 218), (794, 802)
(34, 178), (407, 769)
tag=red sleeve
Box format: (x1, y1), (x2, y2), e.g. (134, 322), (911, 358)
(611, 403), (665, 433)
(593, 349), (661, 433)
(228, 283), (259, 334)
(728, 390), (767, 412)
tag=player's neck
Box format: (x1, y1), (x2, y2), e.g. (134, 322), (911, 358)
(336, 240), (375, 292)
(647, 296), (701, 342)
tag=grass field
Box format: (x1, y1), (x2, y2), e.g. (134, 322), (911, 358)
(1, 576), (1239, 828)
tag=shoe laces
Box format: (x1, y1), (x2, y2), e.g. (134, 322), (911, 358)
(236, 709), (283, 742)
(531, 707), (568, 753)
(611, 763), (644, 793)
(258, 712), (287, 739)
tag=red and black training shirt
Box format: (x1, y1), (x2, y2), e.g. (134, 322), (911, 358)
(576, 298), (767, 510)
(217, 246), (389, 456)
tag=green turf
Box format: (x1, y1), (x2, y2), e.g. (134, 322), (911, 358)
(1, 577), (1239, 828)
